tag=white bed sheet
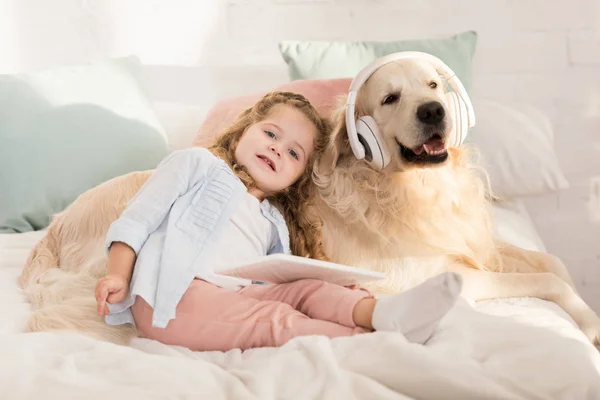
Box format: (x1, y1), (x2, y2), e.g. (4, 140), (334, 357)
(0, 203), (599, 399)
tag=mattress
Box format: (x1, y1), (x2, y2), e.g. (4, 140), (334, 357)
(0, 203), (598, 400)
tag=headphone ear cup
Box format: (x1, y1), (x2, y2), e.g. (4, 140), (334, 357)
(355, 116), (391, 170)
(445, 92), (469, 147)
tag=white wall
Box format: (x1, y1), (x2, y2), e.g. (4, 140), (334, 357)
(1, 0), (599, 309)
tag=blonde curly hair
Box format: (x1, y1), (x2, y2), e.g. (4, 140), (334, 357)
(208, 91), (330, 260)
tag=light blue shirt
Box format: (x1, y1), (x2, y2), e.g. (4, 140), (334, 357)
(104, 147), (291, 328)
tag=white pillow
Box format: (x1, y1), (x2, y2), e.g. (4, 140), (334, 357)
(466, 99), (569, 199)
(152, 101), (211, 151)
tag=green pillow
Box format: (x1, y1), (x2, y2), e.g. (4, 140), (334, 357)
(0, 56), (169, 233)
(279, 31), (477, 92)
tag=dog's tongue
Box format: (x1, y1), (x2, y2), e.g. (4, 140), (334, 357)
(412, 137), (445, 155)
(423, 137), (445, 153)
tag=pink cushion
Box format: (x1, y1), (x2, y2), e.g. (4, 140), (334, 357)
(193, 78), (351, 147)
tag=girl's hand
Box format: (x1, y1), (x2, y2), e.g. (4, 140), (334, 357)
(95, 274), (129, 316)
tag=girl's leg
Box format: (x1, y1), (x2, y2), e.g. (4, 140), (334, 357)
(370, 272), (463, 343)
(241, 273), (463, 344)
(239, 279), (372, 328)
(131, 279), (368, 352)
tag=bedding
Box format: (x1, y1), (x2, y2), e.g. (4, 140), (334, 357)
(0, 56), (169, 234)
(467, 99), (570, 198)
(279, 31), (477, 92)
(186, 78), (569, 201)
(1, 59), (596, 399)
(1, 204), (598, 399)
(192, 78), (352, 147)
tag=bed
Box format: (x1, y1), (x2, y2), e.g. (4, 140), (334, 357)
(1, 63), (599, 399)
(1, 201), (599, 399)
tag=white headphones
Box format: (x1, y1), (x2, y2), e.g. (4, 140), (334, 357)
(345, 51), (476, 170)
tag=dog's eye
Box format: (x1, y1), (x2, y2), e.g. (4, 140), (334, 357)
(429, 82), (438, 89)
(382, 93), (400, 106)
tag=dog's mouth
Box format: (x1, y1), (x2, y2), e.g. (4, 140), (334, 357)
(397, 134), (448, 165)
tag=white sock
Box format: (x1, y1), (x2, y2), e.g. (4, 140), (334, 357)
(371, 272), (463, 344)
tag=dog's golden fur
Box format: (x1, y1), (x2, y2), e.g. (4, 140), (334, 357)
(21, 171), (150, 344)
(19, 59), (600, 346)
(312, 59), (599, 344)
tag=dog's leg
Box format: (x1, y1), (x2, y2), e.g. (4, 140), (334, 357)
(449, 264), (600, 345)
(499, 243), (579, 292)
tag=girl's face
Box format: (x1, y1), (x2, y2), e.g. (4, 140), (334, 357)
(234, 104), (317, 199)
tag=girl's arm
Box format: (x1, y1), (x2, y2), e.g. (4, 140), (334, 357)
(104, 148), (213, 256)
(95, 241), (137, 315)
(106, 241), (137, 282)
(96, 148), (214, 315)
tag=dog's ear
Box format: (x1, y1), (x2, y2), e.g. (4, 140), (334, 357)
(317, 95), (355, 174)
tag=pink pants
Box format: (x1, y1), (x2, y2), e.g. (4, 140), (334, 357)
(132, 279), (372, 352)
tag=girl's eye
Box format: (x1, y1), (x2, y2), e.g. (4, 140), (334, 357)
(289, 149), (299, 160)
(265, 130), (276, 139)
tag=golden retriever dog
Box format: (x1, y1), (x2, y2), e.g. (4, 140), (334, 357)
(19, 172), (150, 344)
(311, 58), (600, 345)
(19, 58), (599, 346)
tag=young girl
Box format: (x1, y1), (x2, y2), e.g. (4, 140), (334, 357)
(95, 91), (463, 352)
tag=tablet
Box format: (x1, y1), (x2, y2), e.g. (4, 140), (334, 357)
(216, 254), (385, 286)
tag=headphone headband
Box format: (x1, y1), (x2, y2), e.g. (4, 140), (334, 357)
(346, 51), (475, 161)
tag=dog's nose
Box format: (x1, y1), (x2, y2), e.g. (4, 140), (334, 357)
(417, 101), (445, 125)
